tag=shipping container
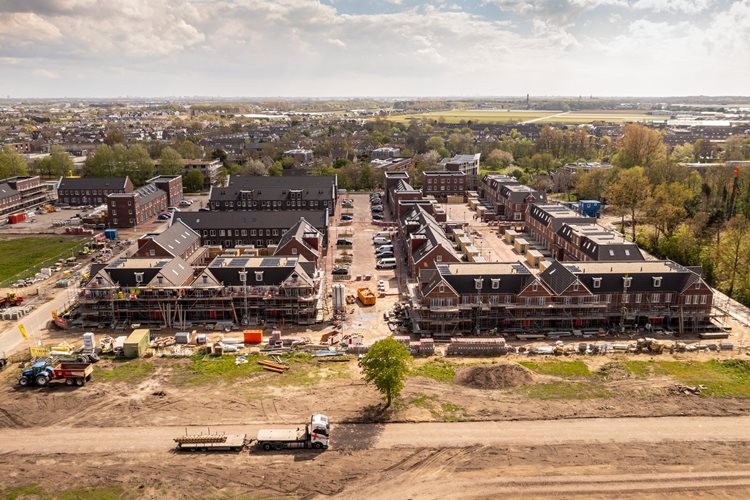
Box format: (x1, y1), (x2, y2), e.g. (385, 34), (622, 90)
(123, 328), (150, 358)
(8, 213), (26, 224)
(243, 329), (263, 344)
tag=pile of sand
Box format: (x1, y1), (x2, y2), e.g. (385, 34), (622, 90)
(454, 364), (534, 390)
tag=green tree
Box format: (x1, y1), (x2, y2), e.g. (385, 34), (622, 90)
(184, 169), (205, 192)
(670, 142), (695, 164)
(485, 149), (513, 170)
(574, 168), (609, 200)
(241, 159), (268, 176)
(158, 146), (184, 175)
(713, 215), (750, 299)
(359, 337), (412, 408)
(643, 182), (693, 246)
(33, 145), (73, 178)
(606, 167), (650, 240)
(104, 128), (125, 145)
(174, 140), (204, 159)
(268, 163), (283, 176)
(83, 144), (116, 177)
(616, 123), (666, 171)
(425, 135), (444, 151)
(0, 145), (29, 178)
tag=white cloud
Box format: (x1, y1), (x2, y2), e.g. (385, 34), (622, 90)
(633, 0), (714, 14)
(0, 0), (748, 96)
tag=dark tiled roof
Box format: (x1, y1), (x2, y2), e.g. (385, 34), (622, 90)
(429, 262), (534, 295)
(209, 175), (336, 202)
(59, 177), (129, 191)
(274, 218), (321, 258)
(174, 210), (329, 232)
(202, 256), (314, 288)
(529, 204), (594, 231)
(0, 183), (19, 201)
(149, 220), (200, 257)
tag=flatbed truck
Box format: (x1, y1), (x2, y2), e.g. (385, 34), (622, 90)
(256, 414), (329, 451)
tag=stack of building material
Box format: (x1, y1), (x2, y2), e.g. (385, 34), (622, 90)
(258, 359), (289, 373)
(446, 337), (507, 356)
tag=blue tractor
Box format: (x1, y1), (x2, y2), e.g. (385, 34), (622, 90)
(18, 360), (55, 387)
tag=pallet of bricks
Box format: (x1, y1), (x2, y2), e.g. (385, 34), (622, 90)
(446, 337), (508, 356)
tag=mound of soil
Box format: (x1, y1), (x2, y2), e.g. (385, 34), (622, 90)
(455, 364), (533, 390)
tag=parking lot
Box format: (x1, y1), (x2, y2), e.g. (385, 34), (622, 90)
(326, 192), (401, 343)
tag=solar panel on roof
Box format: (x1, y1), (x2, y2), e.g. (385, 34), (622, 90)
(228, 258), (246, 267)
(260, 258), (280, 266)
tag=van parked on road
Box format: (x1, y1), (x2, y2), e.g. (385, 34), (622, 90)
(373, 237), (391, 246)
(376, 257), (397, 269)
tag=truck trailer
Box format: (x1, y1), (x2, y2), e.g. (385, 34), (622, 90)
(256, 414), (329, 450)
(18, 359), (93, 387)
(174, 433), (247, 452)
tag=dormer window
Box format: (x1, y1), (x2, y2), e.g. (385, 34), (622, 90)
(96, 276), (103, 285)
(653, 277), (662, 288)
(202, 275), (208, 284)
(592, 277), (602, 289)
(255, 271), (263, 282)
(157, 276), (163, 285)
(438, 285), (445, 293)
(573, 282), (579, 292)
(623, 277), (632, 288)
(532, 283), (538, 292)
(474, 278), (483, 290)
(491, 278), (500, 289)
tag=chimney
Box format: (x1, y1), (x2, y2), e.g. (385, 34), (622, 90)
(303, 235), (319, 250)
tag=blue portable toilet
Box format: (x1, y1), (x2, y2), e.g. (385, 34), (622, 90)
(104, 229), (119, 240)
(579, 200), (601, 217)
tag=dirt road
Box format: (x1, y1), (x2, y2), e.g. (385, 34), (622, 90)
(1, 415), (749, 455)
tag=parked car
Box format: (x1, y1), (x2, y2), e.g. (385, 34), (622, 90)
(373, 237), (391, 246)
(371, 206), (384, 213)
(198, 207), (210, 212)
(371, 214), (384, 221)
(376, 245), (394, 253)
(336, 238), (353, 246)
(342, 202), (354, 209)
(332, 266), (350, 275)
(376, 258), (397, 269)
(375, 251), (394, 259)
(157, 213), (171, 220)
(179, 199), (193, 207)
(340, 215), (353, 221)
(373, 231), (391, 239)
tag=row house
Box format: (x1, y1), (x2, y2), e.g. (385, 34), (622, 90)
(0, 176), (48, 216)
(107, 184), (167, 228)
(272, 218), (324, 265)
(399, 207), (461, 281)
(526, 204), (595, 254)
(173, 210), (329, 248)
(557, 223), (643, 262)
(133, 220), (204, 263)
(147, 175), (183, 208)
(78, 255), (322, 328)
(384, 171), (422, 217)
(208, 175), (337, 212)
(499, 184), (546, 223)
(422, 170), (466, 202)
(58, 177), (133, 206)
(411, 260), (712, 339)
(479, 174), (520, 216)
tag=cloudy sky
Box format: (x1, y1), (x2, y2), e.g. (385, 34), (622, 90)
(0, 0), (748, 98)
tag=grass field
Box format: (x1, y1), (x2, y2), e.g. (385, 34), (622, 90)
(386, 110), (558, 124)
(0, 236), (87, 284)
(386, 109), (660, 125)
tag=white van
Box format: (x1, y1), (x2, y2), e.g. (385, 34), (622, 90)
(372, 231), (391, 240)
(376, 258), (397, 269)
(373, 237), (391, 246)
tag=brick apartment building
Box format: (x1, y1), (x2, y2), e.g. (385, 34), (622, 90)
(183, 159), (222, 188)
(0, 176), (48, 216)
(499, 184), (546, 223)
(479, 174), (520, 215)
(422, 170), (466, 202)
(148, 175), (183, 207)
(411, 260), (713, 338)
(173, 210), (329, 248)
(107, 183), (167, 228)
(133, 220), (202, 262)
(526, 204), (596, 253)
(58, 177), (133, 206)
(557, 223), (643, 262)
(208, 175), (337, 212)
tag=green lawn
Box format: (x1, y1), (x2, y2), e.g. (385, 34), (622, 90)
(96, 359), (155, 384)
(519, 360), (592, 378)
(411, 359), (456, 383)
(621, 359), (750, 397)
(0, 236), (86, 284)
